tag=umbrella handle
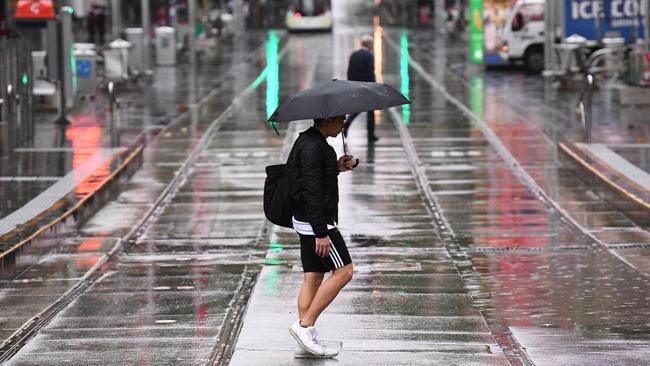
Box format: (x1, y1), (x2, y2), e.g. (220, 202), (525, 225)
(342, 133), (361, 169)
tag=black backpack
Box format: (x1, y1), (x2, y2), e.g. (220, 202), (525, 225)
(263, 164), (294, 228)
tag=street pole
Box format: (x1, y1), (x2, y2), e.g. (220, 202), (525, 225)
(233, 0), (243, 33)
(112, 0), (121, 40)
(189, 0), (196, 62)
(0, 36), (6, 156)
(141, 0), (152, 74)
(644, 0), (650, 42)
(108, 81), (120, 147)
(544, 0), (554, 73)
(188, 0), (196, 105)
(594, 0), (602, 42)
(55, 7), (70, 125)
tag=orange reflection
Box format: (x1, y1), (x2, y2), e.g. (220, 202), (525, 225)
(373, 15), (384, 124)
(75, 234), (105, 270)
(65, 112), (111, 197)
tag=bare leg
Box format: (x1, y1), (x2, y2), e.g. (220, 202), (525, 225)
(300, 264), (353, 326)
(298, 272), (324, 321)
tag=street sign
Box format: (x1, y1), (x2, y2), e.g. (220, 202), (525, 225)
(483, 0), (510, 65)
(565, 0), (645, 41)
(76, 60), (92, 78)
(15, 0), (56, 20)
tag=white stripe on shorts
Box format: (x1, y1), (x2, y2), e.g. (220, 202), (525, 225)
(330, 241), (343, 268)
(329, 242), (343, 268)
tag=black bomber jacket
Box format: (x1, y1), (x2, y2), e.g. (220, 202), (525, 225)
(286, 127), (339, 238)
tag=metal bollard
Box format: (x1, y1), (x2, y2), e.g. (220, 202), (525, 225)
(5, 84), (16, 152)
(107, 82), (120, 147)
(0, 97), (6, 156)
(578, 74), (594, 143)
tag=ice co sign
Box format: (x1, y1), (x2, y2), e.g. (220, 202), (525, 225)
(565, 0), (646, 41)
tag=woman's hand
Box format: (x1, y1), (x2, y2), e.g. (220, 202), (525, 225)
(315, 236), (331, 257)
(338, 155), (355, 172)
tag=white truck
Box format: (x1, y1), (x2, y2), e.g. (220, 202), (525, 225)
(499, 0), (546, 73)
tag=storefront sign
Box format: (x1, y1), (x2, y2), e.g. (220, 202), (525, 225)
(16, 0), (56, 19)
(565, 0), (646, 41)
(483, 0), (511, 65)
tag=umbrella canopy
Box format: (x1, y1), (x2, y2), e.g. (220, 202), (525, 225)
(268, 79), (411, 123)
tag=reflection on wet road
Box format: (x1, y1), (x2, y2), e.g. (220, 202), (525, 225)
(231, 25), (509, 364)
(3, 32), (285, 364)
(4, 1), (650, 365)
(386, 28), (650, 365)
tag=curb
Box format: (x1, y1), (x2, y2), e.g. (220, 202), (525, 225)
(559, 141), (650, 226)
(0, 146), (143, 270)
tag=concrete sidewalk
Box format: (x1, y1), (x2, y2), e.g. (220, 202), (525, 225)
(230, 121), (509, 365)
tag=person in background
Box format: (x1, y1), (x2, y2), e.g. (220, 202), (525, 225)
(96, 6), (106, 45)
(86, 7), (96, 44)
(344, 34), (379, 142)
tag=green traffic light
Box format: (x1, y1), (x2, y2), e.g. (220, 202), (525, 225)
(21, 73), (29, 86)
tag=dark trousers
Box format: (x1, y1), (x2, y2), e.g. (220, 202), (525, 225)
(344, 111), (375, 139)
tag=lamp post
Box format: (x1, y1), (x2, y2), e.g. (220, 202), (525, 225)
(112, 0), (121, 40)
(594, 0), (603, 43)
(55, 5), (71, 125)
(188, 0), (196, 106)
(141, 0), (151, 74)
(644, 0), (650, 42)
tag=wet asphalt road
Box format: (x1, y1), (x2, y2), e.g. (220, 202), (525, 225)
(2, 0), (650, 365)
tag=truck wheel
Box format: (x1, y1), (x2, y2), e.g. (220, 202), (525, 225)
(524, 47), (544, 74)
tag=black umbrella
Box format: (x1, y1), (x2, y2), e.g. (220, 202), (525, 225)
(268, 80), (411, 167)
(268, 79), (410, 123)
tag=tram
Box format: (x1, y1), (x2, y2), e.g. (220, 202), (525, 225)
(286, 0), (333, 32)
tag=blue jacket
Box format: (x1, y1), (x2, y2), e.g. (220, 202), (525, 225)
(347, 48), (375, 82)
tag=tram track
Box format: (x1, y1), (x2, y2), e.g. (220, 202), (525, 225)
(384, 28), (650, 366)
(0, 35), (293, 364)
(388, 32), (647, 277)
(207, 35), (325, 366)
(384, 33), (536, 366)
(388, 105), (535, 366)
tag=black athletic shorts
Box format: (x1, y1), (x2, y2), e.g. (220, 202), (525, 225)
(298, 228), (352, 273)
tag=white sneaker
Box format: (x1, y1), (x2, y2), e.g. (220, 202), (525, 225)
(290, 322), (339, 358)
(309, 328), (339, 358)
(289, 321), (325, 356)
(294, 346), (339, 359)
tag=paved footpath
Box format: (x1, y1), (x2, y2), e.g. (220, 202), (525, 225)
(230, 120), (509, 365)
(230, 27), (510, 366)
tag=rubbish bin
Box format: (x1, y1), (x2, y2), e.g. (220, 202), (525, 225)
(155, 26), (176, 66)
(74, 45), (98, 95)
(74, 43), (96, 51)
(125, 28), (144, 72)
(603, 37), (625, 52)
(629, 43), (650, 86)
(109, 39), (132, 80)
(603, 37), (626, 80)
